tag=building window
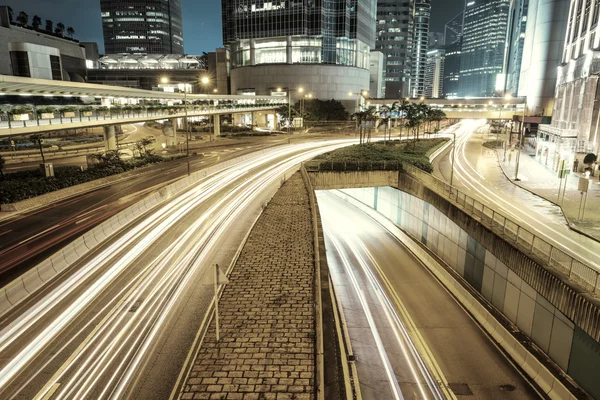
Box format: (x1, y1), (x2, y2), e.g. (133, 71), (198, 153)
(10, 51), (30, 77)
(50, 55), (62, 80)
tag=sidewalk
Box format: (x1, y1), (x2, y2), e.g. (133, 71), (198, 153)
(498, 146), (600, 241)
(180, 172), (315, 400)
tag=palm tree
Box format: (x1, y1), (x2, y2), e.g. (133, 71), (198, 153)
(31, 15), (41, 29)
(431, 109), (447, 132)
(16, 11), (28, 26)
(378, 105), (392, 143)
(55, 22), (65, 36)
(395, 98), (410, 142)
(66, 26), (75, 38)
(45, 20), (53, 32)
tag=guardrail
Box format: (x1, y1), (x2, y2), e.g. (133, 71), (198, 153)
(400, 163), (600, 296)
(0, 103), (284, 133)
(304, 159), (600, 296)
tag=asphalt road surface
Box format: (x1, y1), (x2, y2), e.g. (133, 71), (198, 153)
(0, 139), (359, 400)
(317, 190), (541, 400)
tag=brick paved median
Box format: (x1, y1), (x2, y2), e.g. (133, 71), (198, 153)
(181, 172), (315, 400)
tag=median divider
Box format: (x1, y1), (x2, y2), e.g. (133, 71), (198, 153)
(331, 190), (584, 400)
(0, 148), (275, 317)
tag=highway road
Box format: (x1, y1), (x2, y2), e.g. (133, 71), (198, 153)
(0, 139), (358, 400)
(432, 120), (600, 272)
(317, 190), (541, 400)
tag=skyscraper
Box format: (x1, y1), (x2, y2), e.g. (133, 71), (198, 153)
(222, 0), (376, 107)
(424, 48), (444, 98)
(504, 0), (529, 97)
(458, 0), (509, 98)
(444, 12), (463, 46)
(375, 0), (415, 99)
(100, 0), (184, 54)
(411, 0), (431, 97)
(442, 40), (461, 98)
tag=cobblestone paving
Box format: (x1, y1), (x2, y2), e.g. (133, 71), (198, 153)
(181, 172), (315, 400)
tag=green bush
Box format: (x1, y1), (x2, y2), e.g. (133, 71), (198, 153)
(0, 155), (185, 204)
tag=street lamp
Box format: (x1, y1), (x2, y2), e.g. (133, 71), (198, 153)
(300, 93), (312, 116)
(160, 76), (210, 176)
(278, 86), (304, 133)
(514, 95), (527, 181)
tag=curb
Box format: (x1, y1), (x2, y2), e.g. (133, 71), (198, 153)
(493, 149), (600, 245)
(334, 190), (589, 400)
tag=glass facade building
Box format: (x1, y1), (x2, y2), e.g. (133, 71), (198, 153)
(410, 0), (431, 97)
(222, 0), (376, 70)
(505, 0), (528, 97)
(375, 0), (415, 99)
(100, 0), (184, 54)
(458, 0), (509, 98)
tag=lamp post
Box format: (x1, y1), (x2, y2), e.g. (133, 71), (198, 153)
(514, 95), (526, 181)
(160, 76), (210, 176)
(349, 90), (369, 133)
(450, 131), (456, 188)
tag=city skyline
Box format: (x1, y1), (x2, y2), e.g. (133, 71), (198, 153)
(1, 0), (462, 54)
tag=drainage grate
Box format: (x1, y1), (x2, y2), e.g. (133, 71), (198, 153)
(448, 383), (474, 396)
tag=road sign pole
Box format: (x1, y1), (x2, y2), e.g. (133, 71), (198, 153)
(561, 175), (568, 205)
(215, 263), (220, 342)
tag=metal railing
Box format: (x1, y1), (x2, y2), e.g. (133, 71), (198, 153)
(304, 159), (600, 295)
(401, 163), (600, 295)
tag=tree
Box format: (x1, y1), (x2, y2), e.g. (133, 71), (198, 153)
(296, 99), (349, 121)
(55, 22), (65, 35)
(45, 20), (53, 32)
(583, 153), (597, 175)
(16, 11), (28, 26)
(430, 109), (447, 131)
(29, 134), (46, 164)
(378, 105), (392, 143)
(31, 15), (42, 29)
(66, 26), (75, 38)
(394, 98), (410, 142)
(0, 154), (5, 179)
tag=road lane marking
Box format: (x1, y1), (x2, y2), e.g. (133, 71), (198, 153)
(0, 229), (12, 237)
(33, 382), (60, 400)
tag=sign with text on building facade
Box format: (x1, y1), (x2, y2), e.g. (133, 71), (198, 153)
(578, 177), (590, 193)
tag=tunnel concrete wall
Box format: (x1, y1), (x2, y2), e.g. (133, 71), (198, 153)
(336, 183), (600, 399)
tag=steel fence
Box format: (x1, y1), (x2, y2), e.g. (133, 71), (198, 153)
(400, 163), (600, 296)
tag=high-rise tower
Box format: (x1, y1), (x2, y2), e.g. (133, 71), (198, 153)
(458, 0), (510, 98)
(375, 0), (415, 98)
(100, 0), (184, 54)
(221, 0), (377, 108)
(410, 0), (431, 97)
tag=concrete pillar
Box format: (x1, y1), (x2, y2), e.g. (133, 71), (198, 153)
(286, 36), (293, 64)
(161, 119), (176, 146)
(252, 111), (267, 128)
(214, 114), (221, 137)
(233, 113), (245, 126)
(103, 125), (117, 151)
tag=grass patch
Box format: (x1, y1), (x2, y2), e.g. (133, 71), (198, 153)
(311, 138), (448, 173)
(0, 154), (185, 204)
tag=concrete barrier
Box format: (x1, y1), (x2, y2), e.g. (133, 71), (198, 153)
(0, 148), (273, 317)
(333, 191), (583, 400)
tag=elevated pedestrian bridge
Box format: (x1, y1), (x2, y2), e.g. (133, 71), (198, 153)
(368, 97), (526, 120)
(0, 75), (286, 137)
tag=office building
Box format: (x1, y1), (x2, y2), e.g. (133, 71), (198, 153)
(538, 0), (600, 170)
(375, 0), (415, 99)
(442, 40), (461, 98)
(444, 12), (463, 46)
(100, 0), (184, 54)
(424, 49), (444, 98)
(458, 0), (510, 98)
(428, 32), (444, 49)
(0, 6), (86, 81)
(222, 0), (376, 109)
(369, 51), (385, 99)
(410, 0), (431, 97)
(86, 50), (230, 94)
(504, 0), (529, 98)
(512, 0), (568, 115)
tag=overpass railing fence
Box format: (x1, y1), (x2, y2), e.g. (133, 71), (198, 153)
(0, 102), (284, 131)
(401, 163), (600, 296)
(304, 159), (600, 296)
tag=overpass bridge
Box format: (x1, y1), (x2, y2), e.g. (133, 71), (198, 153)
(368, 96), (527, 120)
(0, 75), (285, 139)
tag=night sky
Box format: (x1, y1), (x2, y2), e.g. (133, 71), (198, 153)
(4, 0), (463, 54)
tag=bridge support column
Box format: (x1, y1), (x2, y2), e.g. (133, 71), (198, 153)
(103, 125), (117, 151)
(213, 114), (221, 137)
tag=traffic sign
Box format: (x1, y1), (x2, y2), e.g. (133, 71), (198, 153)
(578, 177), (590, 193)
